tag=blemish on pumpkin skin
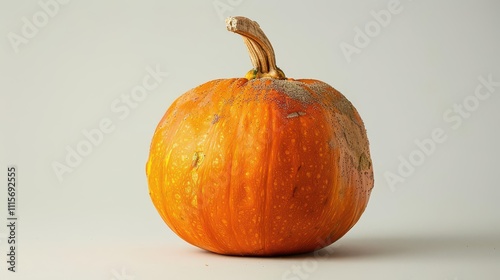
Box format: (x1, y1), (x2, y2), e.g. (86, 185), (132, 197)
(286, 111), (306, 119)
(358, 153), (372, 171)
(342, 131), (350, 145)
(192, 151), (205, 168)
(267, 80), (314, 104)
(296, 164), (302, 172)
(328, 139), (335, 149)
(212, 114), (220, 124)
(292, 185), (298, 197)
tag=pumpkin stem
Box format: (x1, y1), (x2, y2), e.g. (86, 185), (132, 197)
(226, 16), (286, 80)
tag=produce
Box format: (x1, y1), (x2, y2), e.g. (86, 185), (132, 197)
(146, 16), (374, 256)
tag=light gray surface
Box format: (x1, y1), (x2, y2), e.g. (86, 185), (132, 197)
(1, 0), (499, 279)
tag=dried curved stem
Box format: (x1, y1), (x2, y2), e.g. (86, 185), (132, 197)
(226, 16), (286, 79)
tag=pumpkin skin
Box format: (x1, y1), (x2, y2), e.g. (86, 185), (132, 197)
(146, 77), (374, 256)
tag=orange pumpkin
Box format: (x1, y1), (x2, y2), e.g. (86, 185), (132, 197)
(146, 16), (374, 256)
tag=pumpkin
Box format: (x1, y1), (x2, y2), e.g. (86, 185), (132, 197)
(146, 16), (374, 256)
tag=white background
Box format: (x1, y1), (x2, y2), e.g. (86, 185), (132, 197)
(1, 0), (499, 279)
